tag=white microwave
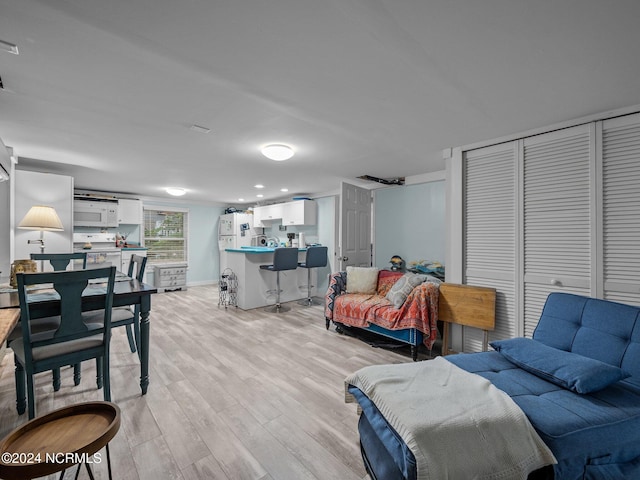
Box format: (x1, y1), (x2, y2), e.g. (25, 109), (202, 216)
(73, 198), (119, 227)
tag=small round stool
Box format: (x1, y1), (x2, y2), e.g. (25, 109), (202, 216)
(0, 401), (121, 480)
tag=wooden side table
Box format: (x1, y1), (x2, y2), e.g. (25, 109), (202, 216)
(0, 401), (121, 480)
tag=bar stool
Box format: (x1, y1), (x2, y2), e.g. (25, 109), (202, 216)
(297, 246), (328, 306)
(260, 247), (300, 313)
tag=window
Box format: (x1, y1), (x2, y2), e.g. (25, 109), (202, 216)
(143, 208), (188, 264)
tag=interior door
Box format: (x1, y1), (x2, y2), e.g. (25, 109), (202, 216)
(339, 182), (372, 269)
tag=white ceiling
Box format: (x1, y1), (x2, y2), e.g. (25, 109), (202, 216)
(1, 0), (639, 205)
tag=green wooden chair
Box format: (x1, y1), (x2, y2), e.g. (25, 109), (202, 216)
(10, 266), (116, 419)
(31, 252), (88, 272)
(83, 254), (147, 358)
(7, 253), (89, 391)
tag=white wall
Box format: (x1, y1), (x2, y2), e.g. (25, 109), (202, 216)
(14, 170), (74, 262)
(373, 181), (446, 270)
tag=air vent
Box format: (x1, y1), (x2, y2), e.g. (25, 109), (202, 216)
(357, 175), (405, 186)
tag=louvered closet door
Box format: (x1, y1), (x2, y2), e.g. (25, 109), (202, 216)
(602, 113), (640, 306)
(464, 142), (517, 351)
(522, 124), (593, 335)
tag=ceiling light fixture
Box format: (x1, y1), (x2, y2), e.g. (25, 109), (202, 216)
(166, 187), (186, 196)
(0, 39), (19, 55)
(261, 144), (294, 161)
(280, 188), (289, 192)
(254, 184), (264, 189)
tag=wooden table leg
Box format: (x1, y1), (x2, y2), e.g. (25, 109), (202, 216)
(139, 296), (150, 395)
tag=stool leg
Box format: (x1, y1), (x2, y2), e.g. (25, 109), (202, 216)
(275, 271), (281, 310)
(85, 461), (96, 480)
(306, 268), (312, 305)
(265, 270), (291, 312)
(107, 443), (113, 480)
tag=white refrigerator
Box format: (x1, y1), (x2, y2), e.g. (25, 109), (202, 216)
(218, 212), (253, 275)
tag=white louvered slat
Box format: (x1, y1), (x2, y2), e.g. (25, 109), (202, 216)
(602, 115), (640, 301)
(463, 143), (517, 351)
(522, 126), (592, 329)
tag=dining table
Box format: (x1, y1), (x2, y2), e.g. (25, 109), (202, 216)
(0, 273), (157, 395)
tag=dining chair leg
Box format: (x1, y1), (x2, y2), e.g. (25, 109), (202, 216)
(52, 367), (61, 391)
(125, 324), (137, 353)
(14, 358), (26, 415)
(96, 357), (103, 389)
(102, 354), (111, 402)
(73, 363), (81, 386)
(133, 307), (141, 360)
(26, 370), (36, 419)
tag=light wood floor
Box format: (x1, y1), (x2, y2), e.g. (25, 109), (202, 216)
(0, 286), (427, 480)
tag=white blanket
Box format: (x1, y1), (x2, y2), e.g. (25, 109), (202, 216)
(345, 356), (556, 480)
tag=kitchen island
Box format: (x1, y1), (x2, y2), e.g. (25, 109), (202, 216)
(224, 246), (315, 310)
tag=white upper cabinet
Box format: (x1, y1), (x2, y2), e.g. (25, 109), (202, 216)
(253, 204), (283, 227)
(253, 200), (316, 227)
(282, 200), (316, 226)
(118, 199), (143, 225)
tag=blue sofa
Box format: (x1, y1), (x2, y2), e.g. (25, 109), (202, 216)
(350, 292), (640, 480)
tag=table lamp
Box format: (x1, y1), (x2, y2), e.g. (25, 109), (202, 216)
(18, 205), (64, 258)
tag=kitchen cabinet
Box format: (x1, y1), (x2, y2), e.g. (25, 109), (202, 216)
(253, 204), (283, 227)
(282, 200), (316, 226)
(254, 200), (316, 227)
(118, 199), (143, 225)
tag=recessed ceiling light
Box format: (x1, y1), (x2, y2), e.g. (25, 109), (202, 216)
(189, 124), (211, 134)
(254, 184), (264, 189)
(238, 198), (245, 202)
(280, 188), (289, 192)
(261, 144), (294, 161)
(257, 194), (264, 198)
(0, 39), (19, 55)
(166, 187), (186, 196)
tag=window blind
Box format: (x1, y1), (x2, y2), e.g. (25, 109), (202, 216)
(144, 209), (188, 264)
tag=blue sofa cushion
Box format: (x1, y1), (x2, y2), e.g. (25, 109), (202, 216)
(448, 351), (640, 477)
(491, 337), (629, 394)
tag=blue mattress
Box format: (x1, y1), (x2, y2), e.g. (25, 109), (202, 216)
(347, 293), (640, 479)
(349, 352), (640, 480)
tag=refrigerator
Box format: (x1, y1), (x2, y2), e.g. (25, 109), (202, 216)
(218, 212), (253, 275)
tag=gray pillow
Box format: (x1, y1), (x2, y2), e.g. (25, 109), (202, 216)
(385, 273), (426, 308)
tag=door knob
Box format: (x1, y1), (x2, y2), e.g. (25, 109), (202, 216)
(550, 279), (561, 286)
(341, 256), (349, 261)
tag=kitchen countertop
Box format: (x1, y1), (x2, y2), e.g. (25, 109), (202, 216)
(225, 246), (308, 254)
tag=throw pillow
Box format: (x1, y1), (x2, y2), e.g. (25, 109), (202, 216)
(491, 337), (630, 394)
(385, 273), (427, 309)
(346, 267), (379, 294)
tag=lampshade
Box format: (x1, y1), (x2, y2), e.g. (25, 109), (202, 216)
(18, 205), (64, 231)
(261, 144), (294, 161)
